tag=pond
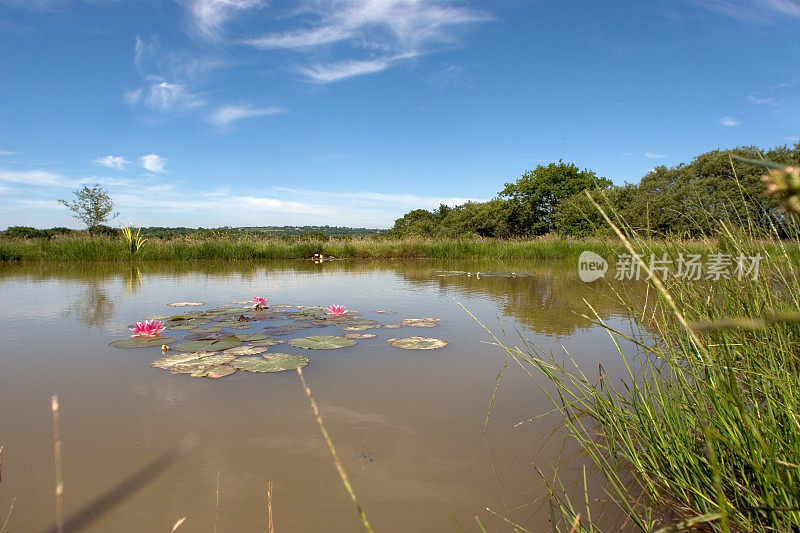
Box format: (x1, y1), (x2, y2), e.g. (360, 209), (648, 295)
(0, 259), (643, 532)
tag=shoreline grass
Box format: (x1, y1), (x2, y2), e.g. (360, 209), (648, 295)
(489, 197), (800, 531)
(1, 234), (796, 262)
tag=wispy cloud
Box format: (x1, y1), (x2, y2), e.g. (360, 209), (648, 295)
(126, 35), (213, 113)
(299, 57), (398, 83)
(245, 0), (490, 82)
(187, 0), (264, 40)
(127, 78), (205, 112)
(0, 169), (74, 187)
(0, 150), (17, 156)
(93, 155), (129, 169)
(140, 154), (167, 173)
(271, 186), (484, 209)
(720, 117), (741, 127)
(747, 94), (777, 106)
(687, 0), (800, 21)
(645, 151), (667, 159)
(208, 104), (285, 127)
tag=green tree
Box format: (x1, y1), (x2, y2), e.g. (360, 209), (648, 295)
(499, 161), (611, 236)
(390, 209), (439, 237)
(58, 184), (118, 235)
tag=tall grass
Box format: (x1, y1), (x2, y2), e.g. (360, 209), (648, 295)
(486, 179), (800, 531)
(0, 233), (791, 262)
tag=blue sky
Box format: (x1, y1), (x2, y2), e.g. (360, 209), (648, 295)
(1, 0), (799, 229)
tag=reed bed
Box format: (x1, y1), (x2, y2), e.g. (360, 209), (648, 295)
(0, 233), (791, 262)
(486, 198), (800, 531)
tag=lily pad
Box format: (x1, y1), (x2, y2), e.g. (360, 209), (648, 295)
(182, 330), (231, 341)
(173, 336), (242, 353)
(231, 354), (309, 373)
(371, 310), (396, 314)
(344, 319), (378, 328)
(252, 338), (284, 347)
(145, 315), (171, 320)
(170, 353), (236, 374)
(343, 333), (377, 339)
(401, 318), (441, 328)
(167, 302), (206, 307)
(150, 351), (217, 369)
(263, 326), (297, 336)
(224, 345), (269, 356)
(289, 336), (356, 350)
(203, 365), (237, 378)
(236, 333), (272, 341)
(380, 323), (403, 329)
(387, 337), (448, 350)
(232, 300), (252, 304)
(110, 336), (176, 349)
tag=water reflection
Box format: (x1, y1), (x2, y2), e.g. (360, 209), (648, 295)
(68, 280), (115, 328)
(0, 259), (646, 335)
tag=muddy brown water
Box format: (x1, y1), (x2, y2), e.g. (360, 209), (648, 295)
(0, 260), (644, 532)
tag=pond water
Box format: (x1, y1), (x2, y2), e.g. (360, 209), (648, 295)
(0, 259), (643, 532)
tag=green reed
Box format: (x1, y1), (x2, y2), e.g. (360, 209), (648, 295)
(485, 184), (800, 531)
(1, 233), (787, 262)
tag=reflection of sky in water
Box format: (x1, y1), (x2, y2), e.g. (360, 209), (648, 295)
(0, 260), (644, 532)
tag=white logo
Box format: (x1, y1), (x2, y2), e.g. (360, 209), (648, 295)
(578, 251), (608, 282)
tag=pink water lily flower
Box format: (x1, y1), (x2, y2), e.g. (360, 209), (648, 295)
(129, 319), (165, 337)
(252, 296), (267, 310)
(327, 305), (347, 316)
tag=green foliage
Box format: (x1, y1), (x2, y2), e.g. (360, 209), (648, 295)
(3, 226), (51, 239)
(499, 161), (611, 235)
(58, 184), (118, 234)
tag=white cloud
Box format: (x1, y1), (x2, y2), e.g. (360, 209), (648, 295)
(140, 154), (167, 173)
(136, 78), (204, 112)
(208, 104), (285, 127)
(645, 152), (667, 159)
(271, 186), (484, 210)
(93, 155), (129, 169)
(245, 0), (489, 82)
(787, 136), (800, 142)
(188, 0), (264, 40)
(0, 150), (16, 156)
(298, 57), (395, 83)
(688, 0), (800, 21)
(720, 117), (741, 127)
(747, 94), (777, 105)
(0, 169), (73, 187)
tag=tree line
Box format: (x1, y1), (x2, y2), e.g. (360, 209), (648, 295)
(390, 143), (800, 238)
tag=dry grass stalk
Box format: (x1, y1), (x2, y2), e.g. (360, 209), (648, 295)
(267, 481), (274, 533)
(171, 516), (186, 531)
(296, 367), (373, 533)
(51, 395), (64, 533)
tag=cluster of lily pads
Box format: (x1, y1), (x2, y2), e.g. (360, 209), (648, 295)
(110, 300), (448, 379)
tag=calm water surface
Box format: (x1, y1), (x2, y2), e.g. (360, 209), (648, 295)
(0, 260), (642, 532)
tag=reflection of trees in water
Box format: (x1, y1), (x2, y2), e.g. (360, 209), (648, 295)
(72, 280), (115, 328)
(0, 259), (646, 335)
(393, 263), (646, 336)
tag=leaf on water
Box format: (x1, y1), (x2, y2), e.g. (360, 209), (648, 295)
(387, 337), (448, 350)
(371, 310), (396, 314)
(231, 300), (252, 304)
(204, 365), (237, 379)
(231, 354), (309, 373)
(188, 326), (223, 333)
(380, 323), (403, 329)
(288, 336), (357, 350)
(400, 318), (441, 328)
(145, 315), (171, 320)
(110, 336), (176, 349)
(344, 319), (378, 327)
(170, 352), (236, 374)
(150, 351), (217, 369)
(236, 333), (271, 341)
(224, 345), (269, 356)
(182, 330), (231, 341)
(173, 336), (242, 353)
(252, 338), (284, 346)
(167, 302), (206, 307)
(262, 326), (297, 336)
(343, 333), (377, 339)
